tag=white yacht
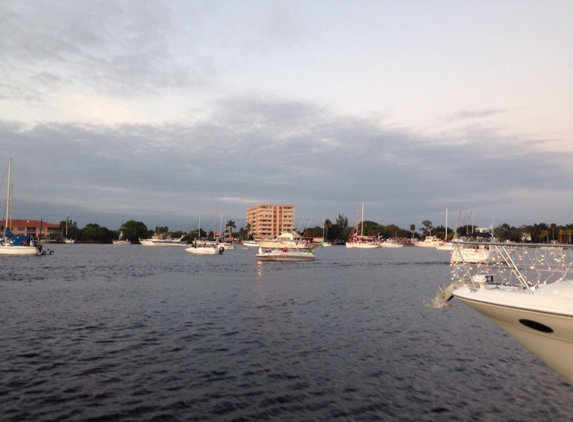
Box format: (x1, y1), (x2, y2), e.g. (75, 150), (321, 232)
(414, 235), (441, 247)
(256, 247), (316, 262)
(139, 235), (187, 247)
(257, 232), (312, 249)
(430, 241), (573, 384)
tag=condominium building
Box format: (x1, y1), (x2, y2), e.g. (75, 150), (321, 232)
(246, 204), (295, 239)
(0, 219), (62, 240)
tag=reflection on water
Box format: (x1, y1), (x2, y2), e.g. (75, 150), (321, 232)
(1, 244), (571, 421)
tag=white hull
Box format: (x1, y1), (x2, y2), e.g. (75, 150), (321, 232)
(112, 240), (131, 245)
(64, 238), (75, 244)
(185, 245), (224, 255)
(429, 241), (573, 384)
(454, 283), (573, 384)
(140, 238), (187, 247)
(451, 246), (503, 263)
(434, 242), (454, 251)
(242, 240), (260, 247)
(379, 240), (403, 248)
(256, 249), (315, 262)
(0, 245), (41, 255)
(345, 242), (379, 249)
(415, 236), (440, 247)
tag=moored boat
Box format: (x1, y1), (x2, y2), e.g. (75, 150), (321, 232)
(345, 203), (379, 249)
(256, 246), (315, 262)
(139, 235), (187, 247)
(0, 159), (44, 256)
(185, 242), (225, 255)
(112, 231), (131, 245)
(257, 231), (313, 249)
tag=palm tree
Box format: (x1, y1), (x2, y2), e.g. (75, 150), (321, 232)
(323, 219), (332, 240)
(226, 220), (236, 237)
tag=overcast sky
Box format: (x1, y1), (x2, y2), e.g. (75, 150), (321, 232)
(1, 0), (572, 233)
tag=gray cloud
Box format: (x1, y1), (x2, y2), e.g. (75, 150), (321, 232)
(1, 94), (572, 231)
(0, 1), (215, 102)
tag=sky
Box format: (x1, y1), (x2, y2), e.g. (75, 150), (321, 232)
(1, 0), (572, 234)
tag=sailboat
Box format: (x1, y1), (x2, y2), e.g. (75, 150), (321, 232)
(185, 215), (224, 255)
(0, 159), (43, 256)
(64, 214), (75, 244)
(345, 203), (379, 249)
(112, 230), (131, 245)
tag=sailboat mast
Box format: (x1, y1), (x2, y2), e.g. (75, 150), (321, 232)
(361, 203), (364, 236)
(445, 208), (448, 240)
(4, 158), (12, 237)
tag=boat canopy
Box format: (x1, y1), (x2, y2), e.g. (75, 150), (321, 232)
(3, 229), (36, 246)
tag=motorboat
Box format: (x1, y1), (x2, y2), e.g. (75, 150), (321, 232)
(429, 241), (573, 384)
(185, 242), (225, 255)
(379, 239), (404, 248)
(242, 240), (260, 248)
(139, 235), (187, 247)
(0, 159), (43, 256)
(257, 231), (313, 249)
(256, 247), (315, 262)
(414, 235), (441, 247)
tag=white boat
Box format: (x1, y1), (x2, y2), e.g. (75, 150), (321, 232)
(414, 235), (440, 247)
(112, 231), (131, 245)
(185, 216), (224, 254)
(0, 159), (43, 256)
(256, 246), (315, 262)
(429, 241), (573, 384)
(450, 230), (502, 263)
(185, 243), (225, 255)
(346, 203), (379, 249)
(379, 239), (403, 248)
(139, 235), (186, 247)
(434, 241), (454, 251)
(242, 240), (260, 248)
(258, 231), (313, 249)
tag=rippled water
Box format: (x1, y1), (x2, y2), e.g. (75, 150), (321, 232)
(1, 245), (572, 421)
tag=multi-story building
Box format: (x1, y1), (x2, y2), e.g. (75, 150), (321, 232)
(246, 204), (295, 239)
(0, 219), (62, 240)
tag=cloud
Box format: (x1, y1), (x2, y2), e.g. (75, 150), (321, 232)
(1, 92), (572, 230)
(443, 109), (512, 121)
(0, 0), (215, 103)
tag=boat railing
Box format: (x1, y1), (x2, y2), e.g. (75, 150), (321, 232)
(451, 241), (573, 293)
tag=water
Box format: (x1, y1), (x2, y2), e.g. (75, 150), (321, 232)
(1, 245), (572, 421)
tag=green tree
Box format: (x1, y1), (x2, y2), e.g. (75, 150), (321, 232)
(81, 223), (112, 243)
(421, 220), (433, 237)
(120, 220), (149, 241)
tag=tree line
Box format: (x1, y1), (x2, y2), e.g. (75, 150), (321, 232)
(60, 216), (573, 244)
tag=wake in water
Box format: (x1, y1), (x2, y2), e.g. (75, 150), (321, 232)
(424, 281), (465, 308)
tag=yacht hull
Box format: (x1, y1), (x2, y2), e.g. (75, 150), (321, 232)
(454, 285), (573, 384)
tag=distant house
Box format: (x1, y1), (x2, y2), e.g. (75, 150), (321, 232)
(0, 219), (62, 240)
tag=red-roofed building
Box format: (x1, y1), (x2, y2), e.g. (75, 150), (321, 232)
(0, 219), (62, 240)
